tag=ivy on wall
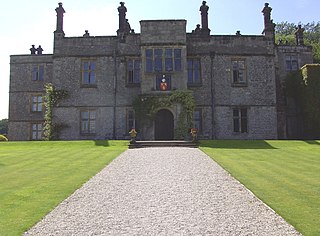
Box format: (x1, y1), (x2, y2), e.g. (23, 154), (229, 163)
(133, 90), (195, 139)
(285, 68), (320, 138)
(43, 83), (68, 141)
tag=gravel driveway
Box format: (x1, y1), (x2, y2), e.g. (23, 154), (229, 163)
(24, 147), (301, 235)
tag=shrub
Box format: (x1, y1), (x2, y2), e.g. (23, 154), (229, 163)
(0, 134), (8, 141)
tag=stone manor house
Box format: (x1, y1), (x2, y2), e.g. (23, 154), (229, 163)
(8, 2), (313, 141)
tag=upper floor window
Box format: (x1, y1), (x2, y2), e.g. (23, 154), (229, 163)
(145, 48), (182, 73)
(82, 61), (96, 85)
(80, 110), (96, 134)
(127, 59), (141, 85)
(31, 95), (42, 112)
(233, 108), (247, 133)
(156, 74), (171, 91)
(232, 60), (246, 85)
(31, 123), (42, 140)
(285, 55), (298, 71)
(32, 65), (44, 81)
(188, 59), (201, 85)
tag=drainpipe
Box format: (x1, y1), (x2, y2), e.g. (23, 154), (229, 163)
(112, 49), (117, 139)
(210, 52), (215, 139)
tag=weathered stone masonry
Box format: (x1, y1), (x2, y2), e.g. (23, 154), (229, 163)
(8, 2), (313, 140)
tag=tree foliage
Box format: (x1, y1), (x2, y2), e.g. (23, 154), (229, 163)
(275, 21), (320, 63)
(0, 119), (8, 135)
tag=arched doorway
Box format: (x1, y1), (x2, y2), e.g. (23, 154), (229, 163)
(155, 109), (174, 140)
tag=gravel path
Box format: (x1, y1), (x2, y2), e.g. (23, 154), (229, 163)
(24, 147), (301, 235)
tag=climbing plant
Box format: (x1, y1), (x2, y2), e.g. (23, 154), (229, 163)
(43, 83), (68, 140)
(285, 69), (320, 138)
(133, 90), (195, 139)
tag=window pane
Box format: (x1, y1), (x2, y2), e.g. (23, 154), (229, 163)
(233, 118), (240, 132)
(128, 71), (134, 83)
(175, 59), (181, 71)
(241, 118), (248, 133)
(165, 49), (172, 57)
(83, 72), (89, 83)
(83, 62), (89, 70)
(155, 58), (162, 71)
(233, 70), (239, 83)
(154, 49), (162, 57)
(90, 62), (95, 70)
(32, 67), (38, 81)
(90, 111), (96, 119)
(89, 72), (95, 84)
(233, 109), (239, 117)
(37, 103), (42, 112)
(165, 58), (173, 71)
(241, 108), (247, 117)
(187, 60), (193, 70)
(232, 61), (238, 70)
(128, 60), (133, 70)
(188, 70), (193, 83)
(82, 121), (89, 132)
(146, 49), (153, 58)
(174, 49), (181, 58)
(146, 59), (153, 72)
(89, 121), (95, 132)
(238, 61), (245, 69)
(81, 111), (89, 119)
(134, 70), (140, 83)
(39, 66), (44, 81)
(134, 60), (140, 69)
(238, 71), (244, 82)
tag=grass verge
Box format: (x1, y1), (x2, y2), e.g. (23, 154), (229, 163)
(0, 140), (128, 236)
(200, 140), (320, 236)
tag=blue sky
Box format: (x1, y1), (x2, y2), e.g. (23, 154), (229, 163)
(0, 0), (319, 119)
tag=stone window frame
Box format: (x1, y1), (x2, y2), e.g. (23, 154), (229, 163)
(285, 54), (299, 72)
(81, 59), (97, 87)
(80, 109), (96, 135)
(232, 107), (248, 133)
(145, 48), (182, 73)
(126, 57), (141, 87)
(30, 122), (43, 140)
(231, 58), (247, 87)
(31, 64), (44, 81)
(187, 57), (202, 86)
(30, 94), (43, 112)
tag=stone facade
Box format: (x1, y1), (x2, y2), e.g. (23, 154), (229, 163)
(8, 2), (313, 141)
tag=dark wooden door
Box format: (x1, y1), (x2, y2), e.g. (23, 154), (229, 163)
(155, 109), (174, 140)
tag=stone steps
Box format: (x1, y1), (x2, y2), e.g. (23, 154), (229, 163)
(128, 140), (198, 149)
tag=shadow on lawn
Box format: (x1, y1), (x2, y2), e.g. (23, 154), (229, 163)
(94, 140), (110, 147)
(199, 140), (277, 149)
(304, 140), (320, 145)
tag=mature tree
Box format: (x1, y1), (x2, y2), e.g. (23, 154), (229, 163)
(0, 119), (8, 135)
(275, 21), (320, 63)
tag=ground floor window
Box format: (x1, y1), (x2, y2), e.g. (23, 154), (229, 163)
(80, 110), (96, 134)
(193, 109), (202, 133)
(31, 123), (42, 140)
(127, 109), (139, 132)
(233, 108), (247, 133)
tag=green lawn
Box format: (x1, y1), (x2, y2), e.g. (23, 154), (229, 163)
(200, 140), (320, 236)
(0, 140), (128, 236)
